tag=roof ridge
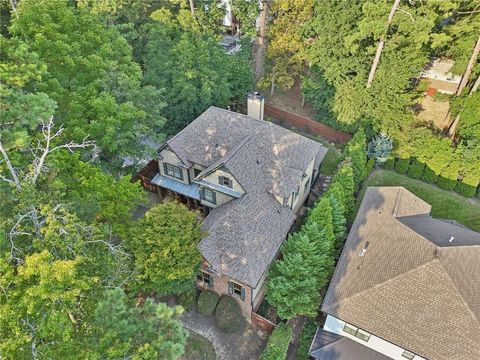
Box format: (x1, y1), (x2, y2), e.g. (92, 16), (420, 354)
(323, 259), (438, 313)
(437, 251), (480, 322)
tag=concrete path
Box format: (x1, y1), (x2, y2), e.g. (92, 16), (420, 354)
(181, 310), (266, 360)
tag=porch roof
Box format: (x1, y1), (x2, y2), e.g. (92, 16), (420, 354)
(151, 173), (200, 200)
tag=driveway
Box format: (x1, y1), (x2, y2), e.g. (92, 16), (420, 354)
(180, 310), (266, 360)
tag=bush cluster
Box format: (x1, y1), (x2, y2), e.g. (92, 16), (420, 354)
(295, 318), (319, 360)
(197, 290), (219, 316)
(384, 128), (480, 198)
(215, 296), (244, 333)
(260, 324), (292, 360)
(178, 290), (196, 311)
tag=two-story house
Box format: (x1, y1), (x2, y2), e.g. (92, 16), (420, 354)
(309, 187), (480, 360)
(148, 94), (327, 319)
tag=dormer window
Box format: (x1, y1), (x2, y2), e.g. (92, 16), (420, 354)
(218, 176), (232, 188)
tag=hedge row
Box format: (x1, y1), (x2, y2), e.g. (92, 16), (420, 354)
(391, 128), (480, 198)
(260, 323), (292, 360)
(385, 156), (479, 197)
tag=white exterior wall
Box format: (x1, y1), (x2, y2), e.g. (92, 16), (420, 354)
(292, 158), (315, 213)
(199, 187), (235, 208)
(202, 168), (245, 195)
(158, 149), (189, 185)
(324, 315), (426, 360)
(189, 164), (205, 181)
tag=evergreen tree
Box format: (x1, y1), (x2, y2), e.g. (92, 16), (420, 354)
(94, 289), (187, 360)
(331, 163), (356, 221)
(129, 202), (203, 295)
(267, 232), (322, 319)
(327, 193), (347, 250)
(344, 128), (368, 190)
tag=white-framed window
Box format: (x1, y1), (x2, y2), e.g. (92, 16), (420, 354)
(342, 323), (371, 342)
(218, 175), (232, 188)
(203, 188), (216, 204)
(163, 163), (183, 180)
(196, 271), (212, 287)
(402, 350), (415, 360)
(228, 281), (245, 301)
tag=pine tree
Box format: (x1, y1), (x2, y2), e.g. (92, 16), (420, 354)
(345, 128), (368, 190)
(327, 193), (347, 251)
(267, 232), (322, 319)
(331, 163), (356, 221)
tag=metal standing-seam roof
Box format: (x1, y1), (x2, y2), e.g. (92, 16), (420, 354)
(322, 187), (480, 360)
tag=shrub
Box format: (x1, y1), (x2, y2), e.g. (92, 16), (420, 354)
(394, 158), (409, 174)
(367, 133), (393, 165)
(456, 178), (478, 198)
(215, 296), (244, 333)
(345, 128), (367, 190)
(197, 291), (219, 316)
(295, 318), (318, 360)
(406, 158), (425, 179)
(437, 176), (458, 191)
(260, 323), (292, 360)
(366, 157), (375, 175)
(421, 167), (439, 184)
(178, 290), (195, 311)
(382, 158), (395, 170)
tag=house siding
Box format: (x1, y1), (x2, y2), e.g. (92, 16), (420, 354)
(199, 187), (235, 208)
(158, 149), (189, 185)
(202, 167), (245, 195)
(199, 262), (254, 320)
(324, 315), (426, 360)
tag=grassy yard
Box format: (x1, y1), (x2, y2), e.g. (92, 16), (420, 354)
(319, 148), (342, 176)
(360, 170), (480, 232)
(179, 330), (215, 360)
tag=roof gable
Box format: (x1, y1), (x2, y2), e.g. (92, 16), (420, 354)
(322, 187), (480, 360)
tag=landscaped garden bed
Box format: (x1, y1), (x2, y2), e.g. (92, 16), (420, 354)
(179, 330), (215, 360)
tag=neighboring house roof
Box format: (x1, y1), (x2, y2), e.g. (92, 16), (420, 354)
(322, 187), (480, 360)
(309, 328), (390, 360)
(166, 106), (326, 287)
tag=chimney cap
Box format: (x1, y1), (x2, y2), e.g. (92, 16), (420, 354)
(248, 91), (264, 100)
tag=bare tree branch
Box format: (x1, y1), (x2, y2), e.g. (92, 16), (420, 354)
(0, 136), (22, 191)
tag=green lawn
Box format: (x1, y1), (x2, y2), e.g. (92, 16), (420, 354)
(319, 148), (342, 176)
(180, 330), (215, 360)
(360, 170), (480, 232)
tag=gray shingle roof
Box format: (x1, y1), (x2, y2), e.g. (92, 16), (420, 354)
(322, 187), (480, 360)
(167, 107), (326, 197)
(309, 328), (390, 360)
(165, 106), (326, 287)
(199, 191), (296, 287)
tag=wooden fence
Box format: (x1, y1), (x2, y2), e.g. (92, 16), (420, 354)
(132, 159), (158, 192)
(251, 312), (276, 335)
(264, 104), (352, 144)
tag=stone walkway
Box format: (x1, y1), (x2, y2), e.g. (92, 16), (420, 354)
(180, 310), (266, 360)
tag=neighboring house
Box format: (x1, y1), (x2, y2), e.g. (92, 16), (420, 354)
(149, 94), (327, 319)
(420, 58), (462, 94)
(310, 187), (480, 360)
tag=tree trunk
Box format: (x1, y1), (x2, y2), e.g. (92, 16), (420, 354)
(189, 0), (195, 18)
(254, 1), (269, 82)
(470, 75), (480, 94)
(456, 35), (480, 96)
(270, 78), (275, 95)
(258, 1), (268, 46)
(366, 0), (401, 88)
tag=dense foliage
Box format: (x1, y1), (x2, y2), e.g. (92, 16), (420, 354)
(215, 295), (244, 333)
(197, 290), (220, 316)
(262, 0), (480, 196)
(260, 323), (292, 360)
(129, 202), (203, 295)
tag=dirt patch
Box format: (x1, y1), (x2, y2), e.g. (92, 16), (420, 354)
(416, 95), (451, 130)
(264, 80), (316, 119)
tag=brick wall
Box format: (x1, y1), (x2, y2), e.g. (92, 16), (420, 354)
(264, 104), (352, 144)
(251, 312), (275, 334)
(199, 263), (254, 321)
